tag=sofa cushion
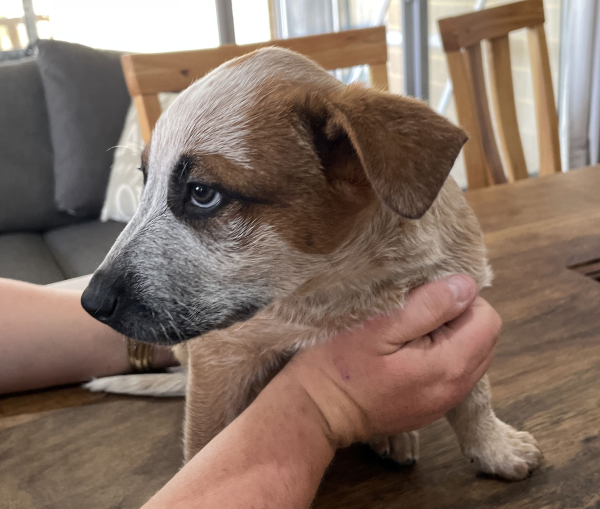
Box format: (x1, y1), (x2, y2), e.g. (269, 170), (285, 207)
(43, 220), (125, 279)
(0, 233), (65, 284)
(36, 40), (131, 217)
(0, 58), (81, 233)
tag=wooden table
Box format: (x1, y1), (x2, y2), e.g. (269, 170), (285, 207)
(2, 166), (599, 509)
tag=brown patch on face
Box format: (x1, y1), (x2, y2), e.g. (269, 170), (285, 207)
(187, 153), (281, 202)
(170, 74), (380, 256)
(172, 64), (465, 257)
(182, 150), (376, 255)
(249, 178), (377, 255)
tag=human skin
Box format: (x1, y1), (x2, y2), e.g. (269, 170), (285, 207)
(142, 274), (500, 509)
(0, 278), (175, 395)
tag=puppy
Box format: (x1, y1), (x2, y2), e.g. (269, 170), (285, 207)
(82, 47), (542, 479)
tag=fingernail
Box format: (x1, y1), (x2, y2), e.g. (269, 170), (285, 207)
(445, 274), (474, 304)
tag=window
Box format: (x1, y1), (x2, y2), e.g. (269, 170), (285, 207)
(0, 1), (25, 51)
(32, 0), (220, 53)
(231, 0), (272, 44)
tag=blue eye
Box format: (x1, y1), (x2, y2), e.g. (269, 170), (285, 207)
(189, 184), (222, 209)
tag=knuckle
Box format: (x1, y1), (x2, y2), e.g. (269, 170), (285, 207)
(446, 364), (471, 397)
(481, 300), (503, 336)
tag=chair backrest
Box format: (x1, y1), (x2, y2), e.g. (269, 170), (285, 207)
(0, 15), (49, 50)
(121, 26), (389, 144)
(438, 0), (561, 189)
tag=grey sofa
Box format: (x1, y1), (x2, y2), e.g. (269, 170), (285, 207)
(0, 43), (129, 285)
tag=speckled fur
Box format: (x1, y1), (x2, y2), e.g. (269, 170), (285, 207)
(85, 47), (541, 480)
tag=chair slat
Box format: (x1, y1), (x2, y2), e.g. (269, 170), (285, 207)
(465, 43), (507, 185)
(445, 50), (490, 189)
(369, 63), (389, 91)
(488, 35), (529, 181)
(124, 27), (389, 144)
(134, 94), (162, 144)
(122, 26), (388, 98)
(439, 0), (560, 188)
(439, 0), (545, 52)
(528, 23), (562, 175)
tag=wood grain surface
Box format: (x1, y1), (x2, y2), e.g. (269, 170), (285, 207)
(1, 166), (599, 508)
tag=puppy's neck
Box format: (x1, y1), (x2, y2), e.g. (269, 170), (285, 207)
(268, 178), (492, 342)
(270, 203), (438, 336)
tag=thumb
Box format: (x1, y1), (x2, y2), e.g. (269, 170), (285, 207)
(361, 275), (478, 352)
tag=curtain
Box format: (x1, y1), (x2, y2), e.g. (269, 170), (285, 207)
(561, 0), (600, 169)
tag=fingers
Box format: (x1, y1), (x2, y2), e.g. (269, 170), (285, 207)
(399, 296), (500, 400)
(415, 296), (500, 408)
(366, 275), (478, 350)
(442, 297), (501, 372)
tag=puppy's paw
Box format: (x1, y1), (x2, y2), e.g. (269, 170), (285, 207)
(83, 372), (187, 397)
(465, 419), (542, 481)
(368, 431), (420, 466)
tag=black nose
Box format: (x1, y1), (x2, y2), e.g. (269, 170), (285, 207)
(81, 273), (120, 323)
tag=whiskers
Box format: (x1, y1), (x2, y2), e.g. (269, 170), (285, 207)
(107, 143), (144, 155)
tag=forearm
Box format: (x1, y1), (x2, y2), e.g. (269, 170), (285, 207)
(142, 369), (335, 509)
(0, 278), (134, 394)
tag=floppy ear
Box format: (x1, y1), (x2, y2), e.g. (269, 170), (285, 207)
(306, 84), (468, 219)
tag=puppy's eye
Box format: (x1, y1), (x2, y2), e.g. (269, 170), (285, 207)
(188, 183), (222, 209)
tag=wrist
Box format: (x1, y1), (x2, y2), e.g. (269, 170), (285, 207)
(267, 366), (338, 453)
(282, 352), (371, 449)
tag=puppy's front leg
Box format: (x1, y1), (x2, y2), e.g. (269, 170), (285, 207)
(368, 432), (420, 466)
(446, 375), (542, 480)
(183, 339), (283, 462)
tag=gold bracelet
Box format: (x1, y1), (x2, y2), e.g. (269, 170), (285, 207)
(127, 337), (154, 373)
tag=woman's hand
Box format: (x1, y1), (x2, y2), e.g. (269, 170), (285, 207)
(285, 274), (501, 448)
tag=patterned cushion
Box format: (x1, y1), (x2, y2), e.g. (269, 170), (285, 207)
(101, 93), (179, 223)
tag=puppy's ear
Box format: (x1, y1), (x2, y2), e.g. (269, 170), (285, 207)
(305, 84), (467, 219)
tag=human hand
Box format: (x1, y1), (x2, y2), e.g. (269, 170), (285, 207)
(284, 274), (501, 448)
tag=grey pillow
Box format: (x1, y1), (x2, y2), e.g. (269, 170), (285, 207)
(36, 40), (131, 216)
(0, 57), (81, 233)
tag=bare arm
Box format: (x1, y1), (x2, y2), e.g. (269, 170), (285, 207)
(143, 371), (334, 509)
(0, 278), (174, 395)
(142, 275), (500, 509)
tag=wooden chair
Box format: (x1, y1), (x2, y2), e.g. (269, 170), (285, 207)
(0, 15), (49, 50)
(121, 26), (389, 144)
(438, 0), (561, 189)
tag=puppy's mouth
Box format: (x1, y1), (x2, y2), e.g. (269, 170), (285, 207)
(116, 303), (265, 345)
(81, 286), (267, 345)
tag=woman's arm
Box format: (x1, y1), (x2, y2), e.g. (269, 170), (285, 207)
(0, 278), (174, 394)
(142, 275), (501, 509)
(143, 370), (334, 509)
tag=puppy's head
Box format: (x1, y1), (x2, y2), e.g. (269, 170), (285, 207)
(81, 48), (467, 344)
